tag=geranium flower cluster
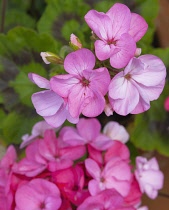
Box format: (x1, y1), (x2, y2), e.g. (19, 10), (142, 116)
(30, 3), (166, 128)
(0, 119), (164, 210)
(0, 2), (166, 210)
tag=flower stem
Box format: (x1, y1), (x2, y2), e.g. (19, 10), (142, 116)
(0, 0), (7, 33)
(159, 192), (169, 199)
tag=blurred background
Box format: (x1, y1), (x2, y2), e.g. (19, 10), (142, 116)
(0, 0), (169, 209)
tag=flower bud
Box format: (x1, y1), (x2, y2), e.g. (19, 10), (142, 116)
(40, 52), (64, 65)
(69, 34), (82, 50)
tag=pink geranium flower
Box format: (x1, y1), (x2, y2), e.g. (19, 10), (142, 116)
(85, 3), (148, 68)
(50, 48), (110, 118)
(85, 157), (132, 197)
(29, 73), (78, 127)
(135, 156), (164, 199)
(15, 178), (62, 210)
(109, 55), (166, 115)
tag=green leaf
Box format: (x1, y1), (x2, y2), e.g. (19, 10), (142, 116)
(5, 10), (36, 32)
(1, 112), (41, 145)
(9, 71), (40, 107)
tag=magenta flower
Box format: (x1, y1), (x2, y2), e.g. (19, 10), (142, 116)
(15, 178), (62, 210)
(85, 157), (132, 197)
(29, 73), (78, 127)
(50, 48), (110, 118)
(52, 165), (89, 206)
(135, 156), (164, 199)
(164, 96), (169, 111)
(85, 3), (148, 68)
(109, 55), (166, 115)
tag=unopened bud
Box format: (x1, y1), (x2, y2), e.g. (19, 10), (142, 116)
(135, 48), (142, 57)
(69, 34), (82, 50)
(40, 52), (64, 65)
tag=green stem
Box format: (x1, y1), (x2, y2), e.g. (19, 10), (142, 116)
(0, 0), (7, 33)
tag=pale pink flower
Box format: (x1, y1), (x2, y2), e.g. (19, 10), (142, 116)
(85, 3), (148, 68)
(50, 48), (111, 118)
(109, 55), (166, 115)
(164, 96), (169, 111)
(15, 178), (62, 210)
(135, 156), (164, 199)
(20, 120), (58, 149)
(29, 73), (78, 127)
(70, 33), (82, 49)
(85, 157), (132, 197)
(103, 121), (129, 143)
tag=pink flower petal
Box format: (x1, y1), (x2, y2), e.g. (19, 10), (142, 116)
(64, 48), (95, 75)
(32, 90), (63, 117)
(106, 3), (131, 39)
(15, 179), (61, 210)
(85, 67), (110, 95)
(110, 33), (136, 69)
(85, 158), (101, 179)
(94, 40), (112, 60)
(50, 75), (79, 98)
(129, 13), (148, 42)
(28, 73), (50, 89)
(85, 10), (113, 41)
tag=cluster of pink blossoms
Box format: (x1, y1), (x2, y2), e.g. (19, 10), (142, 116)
(0, 119), (164, 209)
(0, 2), (166, 210)
(30, 3), (166, 128)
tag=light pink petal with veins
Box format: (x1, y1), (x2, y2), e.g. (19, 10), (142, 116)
(129, 13), (148, 42)
(106, 3), (131, 38)
(110, 33), (136, 69)
(64, 48), (95, 75)
(32, 90), (63, 117)
(82, 90), (105, 117)
(85, 67), (110, 95)
(28, 73), (50, 89)
(85, 10), (113, 41)
(50, 75), (79, 98)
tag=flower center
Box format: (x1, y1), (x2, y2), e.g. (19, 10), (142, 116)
(107, 39), (117, 45)
(124, 73), (131, 80)
(81, 77), (90, 87)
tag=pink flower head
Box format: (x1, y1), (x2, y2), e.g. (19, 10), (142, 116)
(135, 156), (164, 199)
(164, 96), (169, 111)
(103, 121), (129, 143)
(85, 3), (148, 68)
(29, 73), (78, 128)
(85, 157), (132, 197)
(109, 55), (166, 115)
(20, 120), (58, 149)
(15, 178), (62, 210)
(50, 48), (111, 118)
